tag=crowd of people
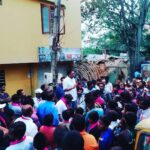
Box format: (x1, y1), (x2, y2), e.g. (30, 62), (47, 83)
(0, 69), (149, 150)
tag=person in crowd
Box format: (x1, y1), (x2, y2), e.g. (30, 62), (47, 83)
(98, 82), (106, 101)
(92, 90), (105, 108)
(0, 103), (8, 129)
(123, 103), (138, 114)
(61, 110), (71, 129)
(102, 76), (113, 94)
(6, 121), (34, 150)
(138, 97), (150, 121)
(63, 70), (77, 109)
(0, 84), (10, 102)
(85, 94), (104, 122)
(0, 129), (9, 150)
(56, 94), (73, 121)
(40, 84), (50, 92)
(75, 107), (84, 116)
(33, 88), (43, 110)
(37, 91), (59, 126)
(84, 81), (96, 94)
(112, 84), (119, 96)
(98, 115), (113, 150)
(10, 94), (22, 118)
(16, 89), (26, 104)
(70, 114), (98, 150)
(4, 108), (14, 128)
(77, 86), (86, 110)
(21, 95), (39, 126)
(102, 76), (113, 102)
(113, 112), (137, 150)
(92, 80), (97, 90)
(54, 124), (69, 150)
(87, 111), (100, 141)
(95, 79), (101, 90)
(62, 131), (84, 150)
(40, 114), (56, 148)
(15, 105), (38, 138)
(108, 110), (120, 130)
(136, 79), (144, 96)
(33, 132), (47, 150)
(55, 77), (65, 101)
(118, 83), (125, 94)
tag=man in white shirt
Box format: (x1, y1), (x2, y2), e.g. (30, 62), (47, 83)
(15, 105), (38, 138)
(6, 121), (34, 150)
(56, 94), (73, 121)
(63, 70), (77, 109)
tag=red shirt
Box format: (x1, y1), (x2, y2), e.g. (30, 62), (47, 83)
(40, 126), (56, 148)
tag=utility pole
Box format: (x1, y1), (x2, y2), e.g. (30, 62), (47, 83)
(51, 0), (61, 85)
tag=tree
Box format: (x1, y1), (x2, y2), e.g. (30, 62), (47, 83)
(81, 0), (150, 77)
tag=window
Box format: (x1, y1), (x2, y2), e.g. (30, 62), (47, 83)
(41, 3), (65, 34)
(0, 0), (2, 5)
(0, 70), (5, 85)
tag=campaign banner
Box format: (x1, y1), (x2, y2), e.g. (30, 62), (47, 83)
(38, 47), (81, 62)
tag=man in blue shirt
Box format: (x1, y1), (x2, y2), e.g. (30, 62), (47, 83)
(55, 77), (65, 101)
(98, 115), (113, 150)
(37, 91), (59, 126)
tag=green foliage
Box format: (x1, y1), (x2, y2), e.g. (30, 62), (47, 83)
(81, 0), (150, 76)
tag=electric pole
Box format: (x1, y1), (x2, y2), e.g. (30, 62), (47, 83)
(51, 0), (61, 85)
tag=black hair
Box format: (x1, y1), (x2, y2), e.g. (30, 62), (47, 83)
(60, 77), (65, 81)
(43, 114), (53, 126)
(92, 80), (96, 86)
(140, 97), (150, 110)
(124, 112), (137, 129)
(105, 76), (109, 84)
(84, 94), (95, 109)
(75, 107), (84, 116)
(11, 94), (20, 103)
(113, 84), (120, 90)
(107, 110), (119, 122)
(41, 91), (54, 101)
(54, 125), (69, 148)
(87, 81), (93, 89)
(93, 90), (100, 98)
(34, 132), (46, 150)
(100, 115), (111, 127)
(120, 91), (132, 103)
(16, 89), (24, 96)
(62, 110), (70, 121)
(124, 103), (138, 113)
(9, 121), (26, 141)
(88, 111), (99, 123)
(70, 115), (85, 132)
(62, 131), (84, 150)
(108, 100), (118, 110)
(64, 94), (73, 102)
(40, 84), (46, 91)
(67, 108), (74, 118)
(22, 105), (33, 117)
(67, 69), (73, 75)
(21, 95), (34, 107)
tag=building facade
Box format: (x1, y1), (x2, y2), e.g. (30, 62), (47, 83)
(0, 0), (81, 95)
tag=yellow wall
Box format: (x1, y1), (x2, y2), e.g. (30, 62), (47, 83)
(0, 64), (38, 96)
(0, 0), (81, 64)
